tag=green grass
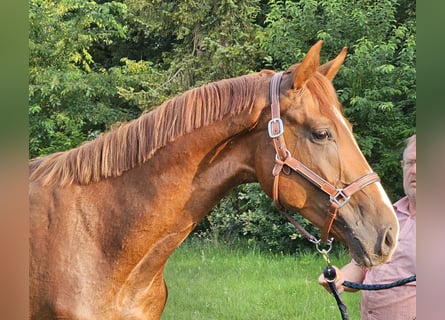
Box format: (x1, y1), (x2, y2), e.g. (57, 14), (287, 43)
(162, 240), (360, 319)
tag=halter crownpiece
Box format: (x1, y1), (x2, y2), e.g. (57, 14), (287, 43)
(268, 72), (380, 243)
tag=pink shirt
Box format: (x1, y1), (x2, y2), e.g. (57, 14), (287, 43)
(360, 196), (416, 319)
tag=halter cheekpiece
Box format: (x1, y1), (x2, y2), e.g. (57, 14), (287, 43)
(268, 72), (380, 244)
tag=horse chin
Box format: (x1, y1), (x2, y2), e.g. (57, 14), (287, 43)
(349, 250), (375, 268)
(347, 238), (392, 268)
(329, 227), (387, 267)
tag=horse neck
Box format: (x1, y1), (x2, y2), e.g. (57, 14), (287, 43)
(145, 114), (260, 221)
(96, 114), (261, 281)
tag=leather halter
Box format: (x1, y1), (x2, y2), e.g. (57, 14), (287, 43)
(268, 72), (380, 243)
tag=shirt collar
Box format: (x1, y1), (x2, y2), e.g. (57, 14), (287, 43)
(393, 196), (414, 217)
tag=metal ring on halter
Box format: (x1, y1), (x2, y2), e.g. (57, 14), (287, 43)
(275, 150), (291, 163)
(315, 238), (334, 253)
(330, 188), (351, 208)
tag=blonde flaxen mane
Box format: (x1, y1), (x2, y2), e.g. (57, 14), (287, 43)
(29, 74), (260, 186)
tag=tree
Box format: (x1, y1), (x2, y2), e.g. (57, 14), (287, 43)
(123, 0), (267, 93)
(29, 0), (159, 157)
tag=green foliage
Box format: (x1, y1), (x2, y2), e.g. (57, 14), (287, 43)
(29, 0), (415, 251)
(29, 0), (127, 72)
(340, 33), (416, 200)
(29, 0), (127, 157)
(125, 0), (267, 90)
(193, 184), (329, 254)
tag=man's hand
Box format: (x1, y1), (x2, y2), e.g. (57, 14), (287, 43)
(318, 265), (346, 294)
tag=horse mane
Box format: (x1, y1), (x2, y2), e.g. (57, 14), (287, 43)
(29, 73), (260, 186)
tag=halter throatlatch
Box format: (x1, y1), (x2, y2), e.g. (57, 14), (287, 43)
(268, 72), (380, 243)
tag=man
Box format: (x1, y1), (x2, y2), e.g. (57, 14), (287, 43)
(318, 134), (416, 319)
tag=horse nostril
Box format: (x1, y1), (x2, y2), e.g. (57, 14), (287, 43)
(377, 226), (395, 258)
(385, 227), (395, 248)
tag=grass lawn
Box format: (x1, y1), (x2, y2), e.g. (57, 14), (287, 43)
(162, 240), (361, 319)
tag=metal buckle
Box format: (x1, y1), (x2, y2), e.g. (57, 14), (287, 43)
(268, 118), (284, 138)
(330, 189), (351, 208)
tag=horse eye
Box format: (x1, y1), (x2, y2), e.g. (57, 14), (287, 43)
(312, 130), (331, 141)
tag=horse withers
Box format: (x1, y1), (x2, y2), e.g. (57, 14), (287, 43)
(29, 41), (399, 319)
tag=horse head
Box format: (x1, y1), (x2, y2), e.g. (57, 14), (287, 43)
(254, 41), (399, 267)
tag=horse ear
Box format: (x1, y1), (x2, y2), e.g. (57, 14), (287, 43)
(318, 47), (347, 81)
(293, 40), (323, 90)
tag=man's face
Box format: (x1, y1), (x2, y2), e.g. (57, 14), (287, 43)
(402, 143), (416, 201)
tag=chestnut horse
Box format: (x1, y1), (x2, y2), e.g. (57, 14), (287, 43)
(29, 41), (399, 319)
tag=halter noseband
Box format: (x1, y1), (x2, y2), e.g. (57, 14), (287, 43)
(268, 72), (380, 243)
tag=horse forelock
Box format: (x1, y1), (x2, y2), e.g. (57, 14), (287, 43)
(29, 74), (259, 186)
(305, 72), (343, 116)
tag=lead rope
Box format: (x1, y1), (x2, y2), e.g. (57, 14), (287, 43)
(343, 275), (416, 290)
(320, 247), (416, 320)
(319, 246), (350, 320)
